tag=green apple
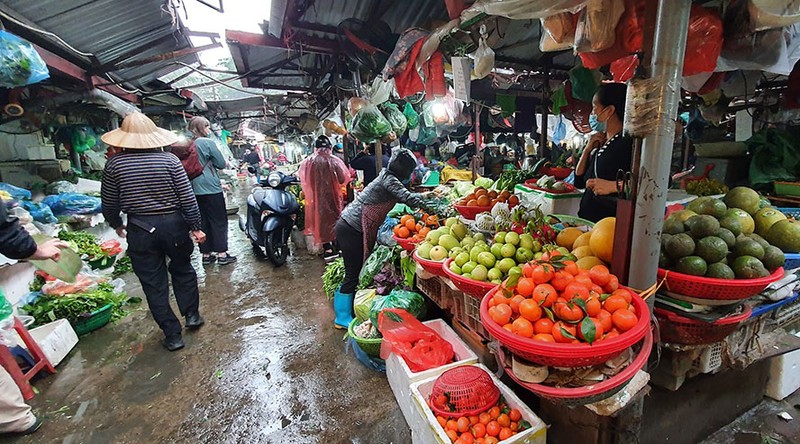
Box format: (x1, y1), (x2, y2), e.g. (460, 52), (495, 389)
(494, 231), (507, 244)
(501, 243), (516, 258)
(488, 267), (503, 281)
(471, 265), (489, 281)
(429, 246), (448, 261)
(461, 237), (475, 250)
(505, 231), (520, 246)
(509, 266), (522, 277)
(532, 240), (542, 253)
(490, 243), (504, 259)
(470, 246), (483, 263)
(534, 252), (543, 260)
(462, 261), (477, 275)
(519, 233), (534, 250)
(478, 251), (497, 269)
(473, 232), (486, 242)
(498, 257), (517, 274)
(449, 262), (462, 274)
(455, 252), (470, 267)
(515, 247), (533, 264)
(445, 217), (458, 228)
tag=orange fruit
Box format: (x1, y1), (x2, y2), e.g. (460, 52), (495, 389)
(467, 199), (479, 207)
(405, 218), (417, 231)
(597, 309), (613, 332)
(532, 283), (558, 307)
(473, 422), (487, 438)
(493, 304), (513, 325)
(499, 428), (513, 440)
(497, 413), (511, 428)
(446, 429), (459, 441)
(476, 195), (491, 206)
(457, 417), (470, 433)
(563, 282), (589, 301)
(493, 292), (512, 307)
(400, 214), (414, 225)
(479, 412), (491, 425)
(519, 299), (542, 322)
(469, 416), (479, 425)
(521, 263), (534, 278)
(552, 321), (577, 343)
(446, 419), (459, 431)
(603, 275), (620, 293)
(508, 195), (519, 206)
(612, 288), (633, 303)
(484, 437), (499, 444)
(534, 318), (554, 334)
(554, 300), (583, 322)
(516, 277), (535, 297)
(437, 416), (447, 428)
(502, 323), (513, 332)
(532, 333), (555, 342)
(398, 226), (410, 238)
(578, 317), (604, 342)
(585, 297), (602, 317)
(550, 271), (574, 291)
(603, 295), (629, 313)
(562, 260), (580, 276)
(612, 309), (638, 331)
(588, 265), (611, 286)
(531, 264), (555, 284)
(488, 406), (500, 419)
(509, 295), (525, 314)
(509, 409), (522, 422)
(486, 420), (501, 436)
(512, 317), (534, 337)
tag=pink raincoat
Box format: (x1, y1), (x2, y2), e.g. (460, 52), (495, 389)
(298, 148), (350, 246)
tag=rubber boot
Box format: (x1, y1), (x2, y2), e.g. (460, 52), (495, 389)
(333, 289), (355, 330)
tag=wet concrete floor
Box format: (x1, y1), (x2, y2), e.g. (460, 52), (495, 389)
(7, 220), (409, 443)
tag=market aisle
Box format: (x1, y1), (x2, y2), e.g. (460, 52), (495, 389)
(10, 217), (409, 443)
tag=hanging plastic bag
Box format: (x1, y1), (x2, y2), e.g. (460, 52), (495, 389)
(569, 65), (601, 103)
(540, 12), (578, 52)
(750, 0), (800, 31)
(579, 0), (645, 69)
(472, 26), (495, 79)
(368, 78), (395, 105)
(611, 54), (639, 82)
(369, 290), (426, 327)
(377, 216), (399, 247)
(348, 97), (369, 118)
(378, 308), (455, 372)
(683, 6), (723, 77)
(0, 30), (49, 88)
(380, 103), (408, 134)
(42, 193), (102, 216)
(354, 289), (378, 322)
(71, 127), (99, 154)
(45, 180), (77, 195)
(350, 104), (393, 143)
(574, 0), (626, 53)
(403, 103), (420, 129)
(416, 121), (439, 145)
(465, 0), (589, 20)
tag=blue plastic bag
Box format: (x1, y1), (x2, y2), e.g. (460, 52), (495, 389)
(42, 193), (102, 216)
(377, 216), (399, 247)
(0, 30), (49, 87)
(0, 182), (31, 201)
(21, 201), (57, 224)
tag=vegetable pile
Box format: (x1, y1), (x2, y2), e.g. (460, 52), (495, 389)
(112, 256), (133, 278)
(686, 178), (728, 197)
(58, 230), (103, 258)
(495, 170), (539, 191)
(432, 398), (532, 443)
(322, 257), (345, 299)
(23, 282), (139, 327)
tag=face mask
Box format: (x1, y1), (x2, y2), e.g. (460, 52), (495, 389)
(589, 114), (606, 132)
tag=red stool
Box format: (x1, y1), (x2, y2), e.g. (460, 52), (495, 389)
(0, 317), (55, 400)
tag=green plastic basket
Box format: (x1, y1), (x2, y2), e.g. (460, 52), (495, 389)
(87, 255), (117, 270)
(348, 318), (383, 358)
(72, 303), (113, 335)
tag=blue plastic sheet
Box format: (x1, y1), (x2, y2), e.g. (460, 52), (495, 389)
(21, 201), (57, 224)
(0, 30), (49, 88)
(345, 337), (386, 372)
(42, 193), (102, 216)
(0, 182), (31, 201)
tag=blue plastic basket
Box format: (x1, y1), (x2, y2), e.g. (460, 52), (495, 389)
(778, 207), (800, 219)
(750, 292), (800, 318)
(785, 254), (800, 270)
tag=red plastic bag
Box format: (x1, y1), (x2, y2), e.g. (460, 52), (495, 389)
(683, 6), (723, 76)
(611, 54), (639, 82)
(579, 0), (645, 69)
(378, 309), (454, 372)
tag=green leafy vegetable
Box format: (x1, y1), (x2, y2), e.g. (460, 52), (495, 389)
(22, 282), (139, 327)
(322, 258), (346, 300)
(57, 230), (103, 258)
(112, 256), (132, 278)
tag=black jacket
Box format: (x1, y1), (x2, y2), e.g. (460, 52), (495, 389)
(0, 204), (37, 259)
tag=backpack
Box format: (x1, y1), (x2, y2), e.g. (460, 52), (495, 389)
(171, 141), (205, 180)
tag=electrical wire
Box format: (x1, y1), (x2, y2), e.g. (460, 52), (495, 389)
(0, 10), (94, 58)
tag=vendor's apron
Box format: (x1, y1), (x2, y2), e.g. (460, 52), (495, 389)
(361, 201), (396, 261)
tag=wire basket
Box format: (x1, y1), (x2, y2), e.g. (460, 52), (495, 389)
(429, 366), (500, 418)
(499, 329), (652, 406)
(442, 258), (499, 299)
(348, 318), (382, 358)
(393, 235), (419, 253)
(480, 287), (651, 368)
(657, 267), (784, 300)
(654, 305), (752, 345)
(72, 304), (113, 336)
(412, 250), (446, 277)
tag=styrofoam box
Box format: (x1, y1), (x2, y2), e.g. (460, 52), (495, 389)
(514, 184), (582, 216)
(388, 319), (479, 431)
(766, 331), (800, 401)
(15, 319), (78, 366)
(410, 364), (547, 444)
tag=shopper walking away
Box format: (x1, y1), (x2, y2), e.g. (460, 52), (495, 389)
(0, 203), (66, 435)
(101, 112), (207, 351)
(333, 148), (435, 329)
(243, 148), (262, 182)
(298, 135), (350, 261)
(188, 116), (236, 265)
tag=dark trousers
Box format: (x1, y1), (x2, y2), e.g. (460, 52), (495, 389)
(127, 213), (200, 336)
(335, 218), (363, 294)
(196, 192), (229, 254)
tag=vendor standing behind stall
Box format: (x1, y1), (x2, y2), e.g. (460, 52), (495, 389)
(350, 143), (390, 186)
(332, 149), (434, 329)
(574, 83), (633, 222)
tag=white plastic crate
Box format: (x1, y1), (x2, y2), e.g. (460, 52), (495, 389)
(766, 331), (800, 401)
(388, 319), (479, 431)
(691, 342), (724, 374)
(460, 293), (490, 340)
(514, 184), (583, 216)
(15, 319), (78, 366)
(410, 364), (547, 444)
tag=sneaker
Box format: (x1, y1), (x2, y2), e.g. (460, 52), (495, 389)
(217, 254), (237, 265)
(202, 255), (216, 265)
(15, 417), (42, 435)
(185, 312), (205, 330)
(163, 334), (185, 351)
(323, 250), (340, 262)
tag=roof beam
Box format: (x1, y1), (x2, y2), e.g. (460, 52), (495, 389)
(98, 43), (222, 73)
(289, 20), (339, 35)
(226, 30), (339, 55)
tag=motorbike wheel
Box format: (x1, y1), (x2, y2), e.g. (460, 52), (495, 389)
(251, 241), (266, 258)
(265, 229), (289, 266)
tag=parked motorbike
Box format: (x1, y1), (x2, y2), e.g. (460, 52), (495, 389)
(239, 168), (300, 266)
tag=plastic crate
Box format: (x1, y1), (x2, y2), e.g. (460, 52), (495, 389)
(409, 364), (547, 444)
(417, 275), (447, 310)
(775, 181), (800, 197)
(778, 207), (800, 219)
(461, 292), (490, 340)
(514, 183), (583, 216)
(72, 304), (113, 335)
(387, 319), (479, 436)
(785, 254), (800, 270)
(691, 342), (724, 374)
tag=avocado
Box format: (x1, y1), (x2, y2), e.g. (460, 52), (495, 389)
(706, 262), (735, 279)
(666, 233), (696, 259)
(735, 238), (765, 260)
(714, 228), (736, 249)
(663, 217), (686, 235)
(731, 255), (769, 279)
(687, 197), (727, 219)
(661, 233), (673, 250)
(675, 256), (708, 276)
(688, 215), (721, 239)
(719, 216), (743, 236)
(659, 251), (673, 269)
(746, 233), (770, 250)
(762, 245), (786, 273)
(695, 236), (729, 263)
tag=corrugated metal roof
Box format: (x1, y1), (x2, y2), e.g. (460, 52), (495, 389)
(1, 0), (196, 88)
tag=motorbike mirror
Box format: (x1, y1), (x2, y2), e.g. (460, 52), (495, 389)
(247, 166), (257, 174)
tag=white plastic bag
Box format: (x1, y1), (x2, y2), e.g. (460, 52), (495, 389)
(465, 0), (589, 20)
(574, 0), (626, 53)
(750, 0), (800, 31)
(367, 77), (395, 105)
(540, 12), (578, 52)
(473, 26), (495, 79)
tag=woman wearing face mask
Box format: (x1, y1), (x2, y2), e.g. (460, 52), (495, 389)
(574, 83), (633, 222)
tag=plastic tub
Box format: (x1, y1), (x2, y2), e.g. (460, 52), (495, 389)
(413, 250), (446, 277)
(348, 318), (382, 358)
(72, 303), (113, 335)
(657, 267), (784, 300)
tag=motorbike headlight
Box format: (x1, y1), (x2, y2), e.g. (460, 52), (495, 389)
(267, 172), (281, 187)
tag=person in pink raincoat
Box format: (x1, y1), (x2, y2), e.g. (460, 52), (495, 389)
(298, 135), (350, 259)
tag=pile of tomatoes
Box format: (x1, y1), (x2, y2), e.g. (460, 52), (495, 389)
(458, 187), (519, 208)
(393, 213), (440, 241)
(433, 400), (531, 444)
(486, 257), (639, 345)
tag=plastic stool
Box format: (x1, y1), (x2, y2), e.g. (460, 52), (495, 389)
(0, 317), (55, 400)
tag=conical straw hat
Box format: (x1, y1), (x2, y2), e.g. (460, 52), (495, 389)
(101, 112), (178, 149)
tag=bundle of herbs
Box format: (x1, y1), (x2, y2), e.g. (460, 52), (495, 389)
(23, 282), (140, 327)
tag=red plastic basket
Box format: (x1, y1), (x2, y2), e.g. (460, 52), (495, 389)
(393, 234), (420, 252)
(480, 286), (651, 368)
(454, 202), (518, 220)
(429, 366), (500, 418)
(654, 305), (752, 345)
(541, 166), (573, 180)
(657, 267), (784, 300)
(499, 329), (652, 406)
(442, 258), (498, 299)
(523, 179), (577, 194)
(412, 250), (446, 277)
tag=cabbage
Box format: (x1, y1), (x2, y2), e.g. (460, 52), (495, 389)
(475, 177), (494, 189)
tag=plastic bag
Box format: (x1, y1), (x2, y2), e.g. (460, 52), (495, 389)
(71, 127), (99, 154)
(46, 180), (77, 195)
(368, 78), (395, 105)
(21, 201), (57, 224)
(42, 193), (102, 216)
(377, 216), (399, 247)
(0, 182), (31, 200)
(623, 77), (663, 138)
(578, 0), (645, 69)
(540, 13), (578, 52)
(683, 6), (723, 76)
(466, 0), (589, 20)
(42, 273), (98, 296)
(750, 0), (800, 31)
(350, 105), (393, 143)
(569, 65), (601, 103)
(473, 32), (495, 79)
(0, 289), (12, 322)
(370, 289), (427, 328)
(354, 289), (378, 321)
(381, 103), (408, 134)
(358, 245), (398, 290)
(378, 308), (455, 372)
(403, 103), (420, 129)
(0, 30), (49, 87)
(348, 97), (369, 118)
(575, 0), (626, 53)
(611, 54), (639, 82)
